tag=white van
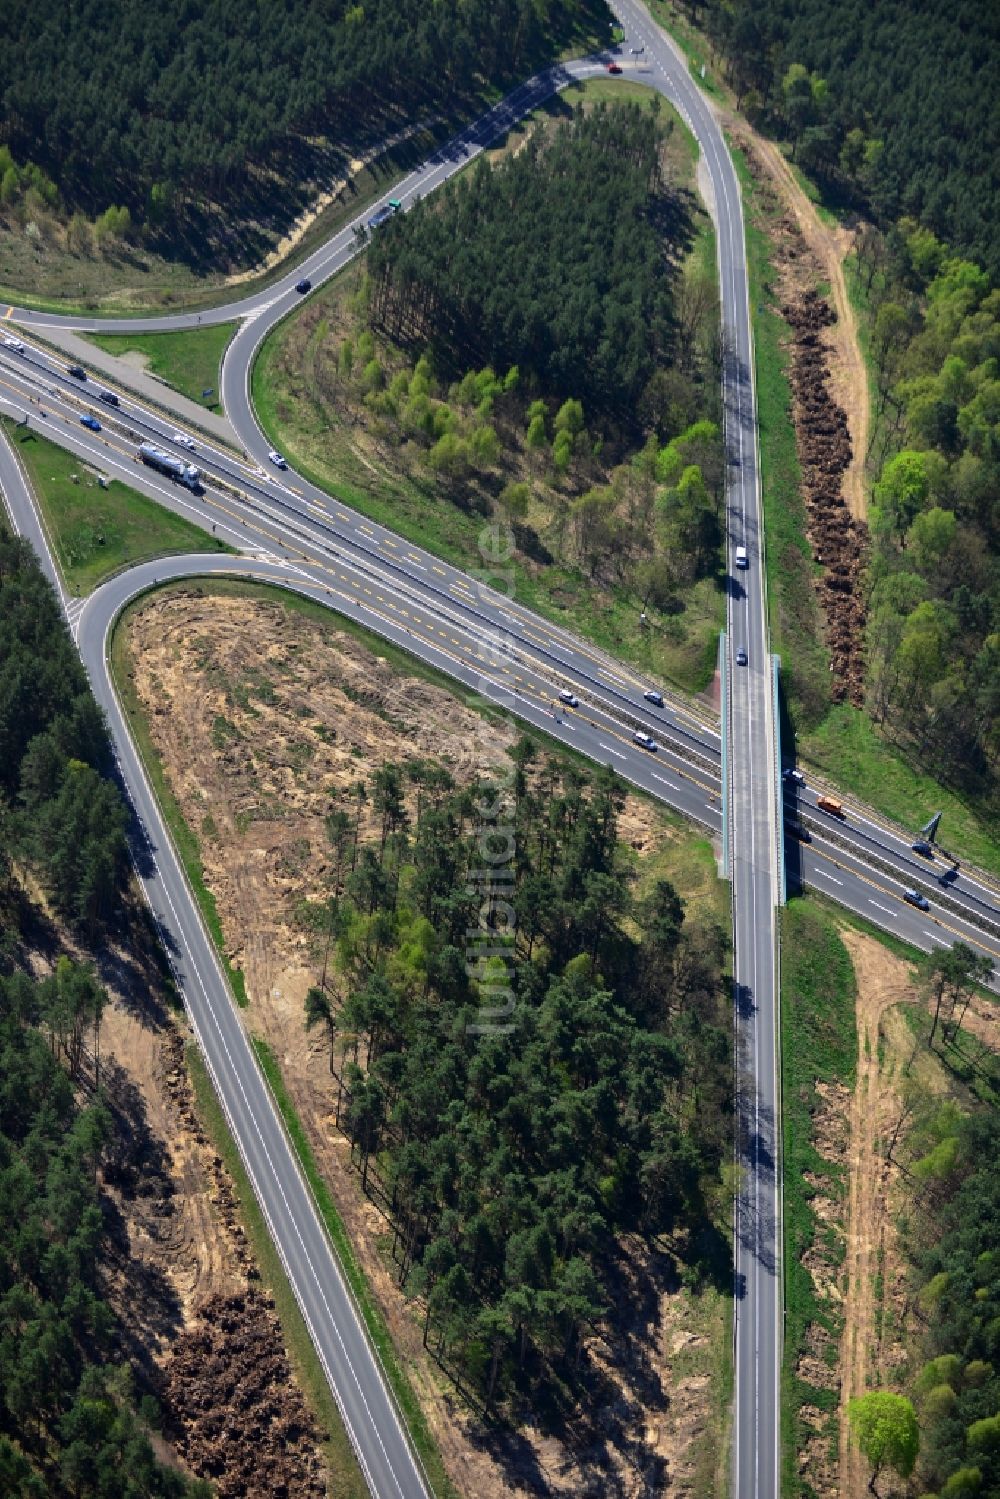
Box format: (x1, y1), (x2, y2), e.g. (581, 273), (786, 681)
(735, 546), (748, 569)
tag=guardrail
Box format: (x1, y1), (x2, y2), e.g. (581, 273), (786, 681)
(798, 765), (1000, 905)
(720, 631), (731, 879)
(772, 656), (785, 906)
(796, 812), (1000, 940)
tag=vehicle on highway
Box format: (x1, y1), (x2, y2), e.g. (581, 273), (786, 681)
(367, 199), (403, 232)
(903, 888), (930, 911)
(267, 449), (288, 470)
(607, 61), (622, 73)
(79, 414), (101, 432)
(784, 820), (811, 842)
(644, 689), (664, 707)
(2, 335), (25, 352)
(817, 794), (845, 817)
(735, 545), (748, 568)
(67, 364), (87, 380)
(138, 441), (201, 491)
(782, 767), (805, 784)
(98, 389), (119, 406)
(911, 839), (934, 857)
(558, 689), (579, 707)
(295, 278), (312, 294)
(171, 431), (196, 450)
(633, 730), (658, 751)
(735, 648), (748, 666)
(630, 45), (644, 53)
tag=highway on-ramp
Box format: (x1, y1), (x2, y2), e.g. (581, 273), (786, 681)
(2, 10), (998, 1497)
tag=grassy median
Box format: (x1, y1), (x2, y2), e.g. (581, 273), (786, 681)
(85, 322), (238, 411)
(780, 900), (857, 1495)
(3, 417), (228, 593)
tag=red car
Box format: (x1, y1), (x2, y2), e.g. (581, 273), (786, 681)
(607, 62), (622, 74)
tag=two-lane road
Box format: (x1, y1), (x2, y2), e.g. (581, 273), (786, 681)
(4, 12), (995, 1495)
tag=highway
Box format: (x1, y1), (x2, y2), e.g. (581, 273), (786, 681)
(2, 9), (997, 1497)
(1, 27), (780, 1498)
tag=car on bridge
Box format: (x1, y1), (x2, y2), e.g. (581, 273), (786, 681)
(735, 647), (748, 666)
(79, 414), (101, 432)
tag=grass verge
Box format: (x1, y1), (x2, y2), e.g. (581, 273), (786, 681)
(251, 83), (725, 697)
(801, 704), (1000, 878)
(253, 1038), (457, 1499)
(3, 417), (229, 594)
(727, 141), (831, 730)
(645, 1), (725, 100)
(110, 591), (248, 1006)
(185, 1043), (370, 1499)
(85, 322), (238, 412)
(780, 898), (857, 1496)
(124, 574), (682, 809)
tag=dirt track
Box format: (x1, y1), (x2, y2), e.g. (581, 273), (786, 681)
(836, 933), (917, 1498)
(727, 123), (869, 524)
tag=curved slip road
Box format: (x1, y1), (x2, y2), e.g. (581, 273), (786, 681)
(4, 11), (997, 1495)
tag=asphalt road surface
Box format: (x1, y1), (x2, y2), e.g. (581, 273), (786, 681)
(2, 10), (998, 1496)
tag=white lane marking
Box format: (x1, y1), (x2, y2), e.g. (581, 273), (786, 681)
(816, 871), (843, 886)
(599, 741), (627, 761)
(869, 899), (894, 916)
(924, 930), (948, 945)
(95, 576), (418, 1499)
(652, 772), (679, 790)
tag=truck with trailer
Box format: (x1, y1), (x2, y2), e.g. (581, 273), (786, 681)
(137, 442), (202, 492)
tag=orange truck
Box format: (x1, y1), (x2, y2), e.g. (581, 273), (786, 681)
(816, 794), (845, 817)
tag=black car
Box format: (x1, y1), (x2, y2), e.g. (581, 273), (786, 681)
(902, 888), (930, 911)
(98, 389), (119, 406)
(67, 364), (86, 380)
(295, 278), (312, 294)
(643, 689), (664, 707)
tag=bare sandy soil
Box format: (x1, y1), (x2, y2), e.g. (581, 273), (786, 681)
(122, 584), (730, 1497)
(835, 933), (919, 1499)
(728, 125), (869, 525)
(833, 932), (1000, 1499)
(222, 122), (436, 288)
(21, 878), (329, 1497)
